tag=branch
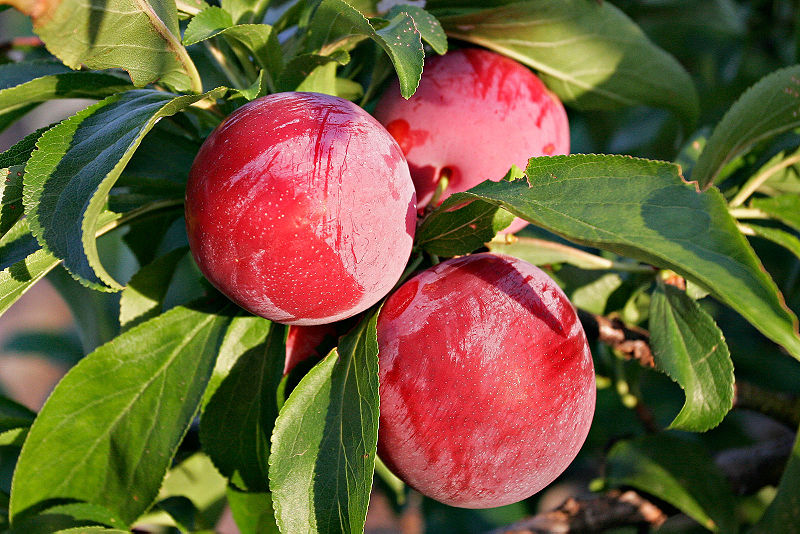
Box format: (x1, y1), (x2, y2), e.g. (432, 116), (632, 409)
(490, 490), (666, 534)
(578, 310), (654, 367)
(492, 433), (794, 533)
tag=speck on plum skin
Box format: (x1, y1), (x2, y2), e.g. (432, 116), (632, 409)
(374, 48), (570, 233)
(185, 92), (417, 325)
(376, 253), (595, 509)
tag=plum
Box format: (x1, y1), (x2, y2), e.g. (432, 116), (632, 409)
(376, 252), (595, 508)
(374, 48), (569, 232)
(186, 92), (417, 325)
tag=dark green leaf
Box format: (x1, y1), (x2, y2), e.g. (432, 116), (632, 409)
(0, 248), (59, 319)
(2, 330), (84, 365)
(158, 452), (227, 527)
(16, 0), (202, 92)
(0, 104), (38, 135)
(649, 282), (734, 432)
(385, 4), (447, 55)
(750, 425), (800, 532)
(201, 321), (285, 492)
(0, 396), (35, 433)
(119, 247), (189, 331)
(451, 154), (800, 362)
(434, 0), (699, 127)
(750, 194), (800, 233)
(226, 487), (279, 534)
(9, 301), (234, 525)
(694, 65), (800, 189)
(0, 220), (40, 271)
(742, 223), (800, 261)
(0, 61), (131, 121)
(309, 0), (423, 98)
(1, 126), (54, 236)
(23, 88), (224, 291)
(416, 197), (513, 256)
(155, 496), (198, 532)
(606, 434), (736, 532)
(269, 311), (380, 533)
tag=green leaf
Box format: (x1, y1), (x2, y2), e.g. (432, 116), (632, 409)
(0, 219), (40, 271)
(416, 197), (513, 256)
(0, 248), (60, 319)
(607, 434), (736, 532)
(750, 424), (800, 532)
(488, 236), (649, 271)
(9, 301), (234, 525)
(0, 427), (28, 447)
(183, 8), (282, 75)
(158, 453), (227, 524)
(0, 61), (131, 121)
(434, 0), (699, 127)
(1, 126), (52, 237)
(119, 247), (189, 331)
(226, 487), (279, 534)
(694, 65), (800, 189)
(309, 0), (423, 98)
(750, 194), (800, 233)
(203, 314), (274, 407)
(13, 0), (202, 92)
(269, 311), (380, 533)
(54, 528), (129, 533)
(23, 88), (224, 291)
(155, 496), (198, 532)
(201, 321), (285, 492)
(451, 154), (800, 362)
(385, 4), (447, 55)
(276, 51), (350, 93)
(221, 0), (269, 25)
(649, 282), (734, 432)
(742, 223), (800, 261)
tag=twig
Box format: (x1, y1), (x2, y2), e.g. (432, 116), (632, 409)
(578, 310), (654, 368)
(491, 490), (667, 534)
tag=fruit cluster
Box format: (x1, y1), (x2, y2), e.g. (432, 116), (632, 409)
(186, 48), (594, 508)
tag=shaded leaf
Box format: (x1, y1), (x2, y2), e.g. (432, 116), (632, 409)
(226, 487), (279, 534)
(488, 236), (648, 271)
(157, 452), (227, 526)
(3, 0), (202, 92)
(434, 0), (698, 126)
(155, 496), (197, 532)
(1, 126), (54, 237)
(23, 88), (224, 291)
(750, 424), (800, 532)
(694, 65), (800, 188)
(0, 61), (130, 121)
(277, 51), (350, 93)
(2, 330), (84, 365)
(269, 311), (380, 534)
(200, 320), (285, 492)
(0, 396), (35, 433)
(119, 247), (189, 331)
(606, 434), (736, 532)
(742, 223), (800, 261)
(649, 282), (734, 432)
(416, 197), (513, 256)
(450, 154), (800, 362)
(9, 301), (234, 525)
(309, 0), (423, 98)
(750, 194), (800, 233)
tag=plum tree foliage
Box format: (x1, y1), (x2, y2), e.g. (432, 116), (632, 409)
(0, 0), (798, 533)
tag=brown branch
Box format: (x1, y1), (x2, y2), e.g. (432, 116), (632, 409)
(492, 433), (794, 533)
(578, 310), (654, 367)
(491, 490), (666, 534)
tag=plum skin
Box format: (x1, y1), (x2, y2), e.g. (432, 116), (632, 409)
(376, 253), (595, 508)
(185, 92), (416, 325)
(374, 48), (569, 233)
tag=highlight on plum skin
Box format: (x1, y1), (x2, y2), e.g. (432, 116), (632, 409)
(185, 92), (417, 325)
(374, 47), (570, 233)
(376, 253), (595, 509)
